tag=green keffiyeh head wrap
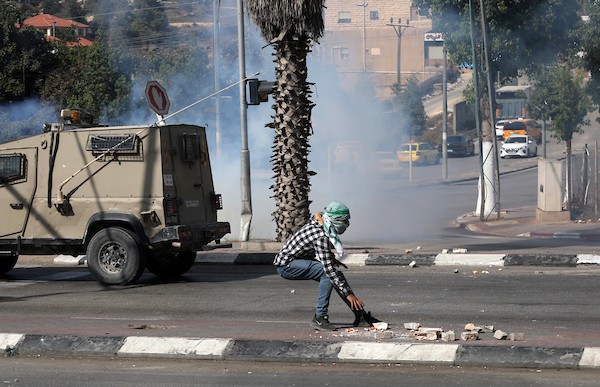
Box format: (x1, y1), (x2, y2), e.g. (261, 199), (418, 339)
(322, 201), (351, 258)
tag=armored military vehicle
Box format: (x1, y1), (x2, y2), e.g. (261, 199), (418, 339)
(0, 109), (230, 285)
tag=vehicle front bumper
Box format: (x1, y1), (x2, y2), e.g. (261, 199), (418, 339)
(500, 147), (528, 157)
(149, 221), (231, 251)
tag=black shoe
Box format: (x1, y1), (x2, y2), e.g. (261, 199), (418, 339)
(353, 310), (382, 327)
(310, 314), (336, 331)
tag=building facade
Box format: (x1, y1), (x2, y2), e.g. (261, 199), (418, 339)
(315, 0), (437, 99)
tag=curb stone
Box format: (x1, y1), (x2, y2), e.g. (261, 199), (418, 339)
(2, 333), (600, 369)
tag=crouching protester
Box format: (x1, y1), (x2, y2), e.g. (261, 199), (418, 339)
(273, 201), (380, 331)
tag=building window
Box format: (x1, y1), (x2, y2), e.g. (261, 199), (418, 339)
(338, 11), (351, 23)
(341, 48), (350, 60)
(370, 11), (379, 20)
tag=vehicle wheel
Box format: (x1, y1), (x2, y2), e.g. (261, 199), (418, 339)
(0, 255), (18, 275)
(533, 148), (538, 157)
(86, 227), (146, 285)
(146, 251), (197, 279)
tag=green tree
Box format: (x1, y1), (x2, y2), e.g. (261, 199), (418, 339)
(58, 0), (86, 24)
(0, 2), (56, 101)
(246, 0), (324, 241)
(528, 65), (593, 210)
(414, 0), (580, 217)
(578, 0), (600, 107)
(40, 0), (61, 15)
(393, 76), (427, 138)
(40, 42), (131, 120)
(127, 0), (171, 49)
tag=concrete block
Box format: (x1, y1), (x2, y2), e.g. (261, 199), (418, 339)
(493, 330), (508, 340)
(509, 332), (525, 341)
(461, 331), (478, 341)
(441, 331), (456, 342)
(404, 322), (421, 330)
(374, 331), (394, 340)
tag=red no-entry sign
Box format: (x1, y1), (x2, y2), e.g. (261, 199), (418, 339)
(145, 80), (170, 116)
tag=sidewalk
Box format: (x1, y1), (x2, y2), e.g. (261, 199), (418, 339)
(456, 206), (600, 241)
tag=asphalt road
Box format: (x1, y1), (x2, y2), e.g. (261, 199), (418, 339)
(1, 357), (599, 387)
(3, 263), (600, 349)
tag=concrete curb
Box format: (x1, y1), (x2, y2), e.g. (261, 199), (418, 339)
(50, 252), (600, 269)
(2, 333), (599, 369)
(189, 252), (600, 267)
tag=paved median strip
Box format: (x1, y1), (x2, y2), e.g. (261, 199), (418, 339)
(118, 337), (232, 358)
(4, 333), (600, 369)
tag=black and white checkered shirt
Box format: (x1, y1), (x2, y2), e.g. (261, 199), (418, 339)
(274, 219), (353, 297)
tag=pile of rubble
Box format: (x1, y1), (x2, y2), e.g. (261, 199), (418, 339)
(335, 321), (525, 342)
(404, 322), (524, 342)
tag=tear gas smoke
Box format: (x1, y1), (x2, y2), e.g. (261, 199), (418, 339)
(0, 2), (459, 245)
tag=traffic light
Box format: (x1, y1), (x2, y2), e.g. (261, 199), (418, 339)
(248, 79), (274, 105)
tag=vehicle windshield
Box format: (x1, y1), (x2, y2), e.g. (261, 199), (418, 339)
(505, 137), (526, 144)
(399, 144), (417, 151)
(447, 136), (463, 143)
(504, 122), (526, 130)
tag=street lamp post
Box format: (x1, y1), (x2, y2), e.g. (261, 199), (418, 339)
(356, 1), (368, 72)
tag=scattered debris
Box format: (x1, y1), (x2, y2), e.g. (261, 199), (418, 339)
(453, 248), (468, 253)
(494, 330), (508, 340)
(416, 246), (422, 250)
(409, 260), (417, 268)
(290, 289), (295, 294)
(472, 270), (480, 275)
(128, 324), (175, 330)
(372, 322), (388, 330)
(510, 332), (525, 341)
(374, 330), (394, 340)
(441, 249), (449, 253)
(454, 269), (459, 273)
(4, 346), (18, 357)
(404, 322), (421, 330)
(441, 330), (455, 342)
(461, 331), (479, 341)
(405, 249), (413, 254)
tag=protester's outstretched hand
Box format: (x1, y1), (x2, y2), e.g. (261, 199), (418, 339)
(332, 257), (348, 269)
(346, 294), (365, 311)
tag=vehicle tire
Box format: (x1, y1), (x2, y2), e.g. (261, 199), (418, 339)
(146, 251), (197, 279)
(0, 255), (18, 275)
(86, 227), (146, 285)
(533, 148), (538, 157)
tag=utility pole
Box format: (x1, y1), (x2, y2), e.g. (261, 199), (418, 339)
(237, 0), (252, 241)
(356, 1), (368, 72)
(442, 42), (448, 179)
(213, 0), (222, 159)
(386, 18), (413, 88)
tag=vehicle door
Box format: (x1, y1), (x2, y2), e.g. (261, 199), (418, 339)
(162, 125), (217, 226)
(0, 148), (37, 237)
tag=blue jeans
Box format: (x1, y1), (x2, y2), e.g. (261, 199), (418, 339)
(277, 259), (333, 317)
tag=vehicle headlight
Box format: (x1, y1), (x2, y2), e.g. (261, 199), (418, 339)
(520, 146), (527, 151)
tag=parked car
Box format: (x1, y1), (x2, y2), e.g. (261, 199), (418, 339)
(500, 134), (538, 158)
(495, 120), (510, 141)
(368, 151), (402, 175)
(441, 135), (475, 157)
(502, 119), (542, 143)
(397, 142), (440, 165)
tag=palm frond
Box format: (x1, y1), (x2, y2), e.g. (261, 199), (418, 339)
(246, 0), (324, 41)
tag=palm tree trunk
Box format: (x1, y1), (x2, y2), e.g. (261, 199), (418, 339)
(271, 36), (315, 241)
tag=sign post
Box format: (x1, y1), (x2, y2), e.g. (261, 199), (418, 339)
(145, 81), (170, 124)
